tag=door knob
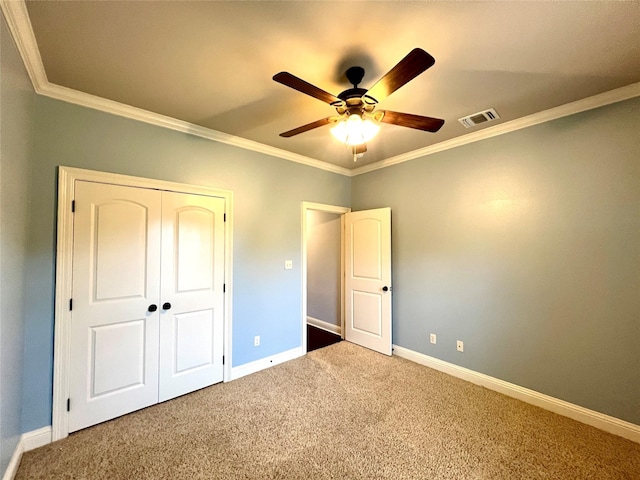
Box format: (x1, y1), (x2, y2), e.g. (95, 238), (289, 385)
(382, 286), (390, 292)
(162, 302), (172, 310)
(148, 304), (158, 312)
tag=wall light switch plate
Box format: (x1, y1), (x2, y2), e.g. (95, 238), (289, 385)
(284, 260), (293, 270)
(254, 336), (260, 347)
(430, 333), (437, 344)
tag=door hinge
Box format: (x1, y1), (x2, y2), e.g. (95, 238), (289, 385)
(67, 398), (70, 412)
(223, 283), (226, 293)
(222, 355), (225, 365)
(71, 200), (75, 212)
(69, 298), (73, 311)
(224, 213), (226, 222)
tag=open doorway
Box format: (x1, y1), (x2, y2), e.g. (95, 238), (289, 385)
(301, 202), (350, 353)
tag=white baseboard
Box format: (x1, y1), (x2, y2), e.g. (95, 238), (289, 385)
(229, 346), (303, 381)
(21, 426), (52, 451)
(392, 345), (640, 444)
(3, 426), (53, 480)
(307, 316), (342, 336)
(2, 442), (22, 480)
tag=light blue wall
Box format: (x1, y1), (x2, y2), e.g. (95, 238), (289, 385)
(20, 96), (350, 432)
(18, 94), (640, 434)
(352, 97), (640, 425)
(0, 11), (34, 474)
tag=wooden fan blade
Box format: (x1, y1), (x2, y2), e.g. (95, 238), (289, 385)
(273, 72), (342, 105)
(279, 117), (334, 137)
(364, 48), (435, 103)
(379, 111), (445, 132)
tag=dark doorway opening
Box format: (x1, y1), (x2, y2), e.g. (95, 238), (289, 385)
(307, 324), (341, 352)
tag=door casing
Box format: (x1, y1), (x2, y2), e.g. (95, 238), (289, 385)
(53, 166), (233, 441)
(302, 202), (393, 355)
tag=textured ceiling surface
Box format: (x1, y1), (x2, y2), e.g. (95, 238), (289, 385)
(24, 1), (640, 170)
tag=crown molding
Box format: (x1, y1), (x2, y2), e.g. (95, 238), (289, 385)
(0, 0), (47, 91)
(351, 81), (640, 176)
(0, 0), (351, 177)
(40, 84), (352, 176)
(3, 0), (639, 179)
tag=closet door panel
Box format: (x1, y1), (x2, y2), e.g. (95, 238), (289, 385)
(159, 191), (225, 401)
(69, 182), (161, 432)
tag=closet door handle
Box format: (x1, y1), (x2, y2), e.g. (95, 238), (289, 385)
(148, 304), (158, 312)
(162, 302), (172, 310)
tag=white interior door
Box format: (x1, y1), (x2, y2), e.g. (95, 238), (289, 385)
(344, 208), (392, 355)
(158, 191), (225, 401)
(69, 182), (161, 432)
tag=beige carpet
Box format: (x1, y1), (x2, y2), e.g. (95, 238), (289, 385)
(17, 342), (640, 479)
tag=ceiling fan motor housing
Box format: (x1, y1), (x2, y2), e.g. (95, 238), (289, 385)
(334, 66), (377, 115)
(345, 66), (365, 87)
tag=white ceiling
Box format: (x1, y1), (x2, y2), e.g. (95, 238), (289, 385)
(11, 1), (640, 172)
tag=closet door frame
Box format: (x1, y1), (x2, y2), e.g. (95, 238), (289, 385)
(52, 166), (234, 441)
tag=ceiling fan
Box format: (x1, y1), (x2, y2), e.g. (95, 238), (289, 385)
(273, 48), (445, 160)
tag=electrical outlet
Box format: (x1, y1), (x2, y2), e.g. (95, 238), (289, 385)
(430, 333), (437, 344)
(456, 340), (464, 352)
(254, 335), (260, 347)
(284, 260), (293, 270)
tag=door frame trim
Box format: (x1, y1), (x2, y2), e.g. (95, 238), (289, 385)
(53, 166), (234, 441)
(301, 202), (350, 352)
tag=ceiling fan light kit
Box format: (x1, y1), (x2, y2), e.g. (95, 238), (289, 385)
(273, 48), (445, 161)
(330, 112), (382, 146)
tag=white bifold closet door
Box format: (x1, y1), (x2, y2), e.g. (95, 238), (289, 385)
(69, 181), (224, 432)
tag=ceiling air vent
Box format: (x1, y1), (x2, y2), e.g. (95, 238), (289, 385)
(458, 108), (500, 128)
